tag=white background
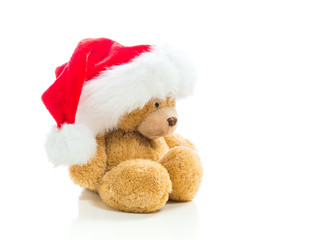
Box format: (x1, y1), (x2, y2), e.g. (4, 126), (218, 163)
(0, 0), (334, 239)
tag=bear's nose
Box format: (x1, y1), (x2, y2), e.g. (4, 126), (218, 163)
(167, 117), (177, 127)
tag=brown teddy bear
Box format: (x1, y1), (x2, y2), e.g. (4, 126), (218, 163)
(42, 38), (203, 213)
(70, 97), (202, 212)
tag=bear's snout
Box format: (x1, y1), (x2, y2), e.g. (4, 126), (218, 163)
(137, 106), (178, 139)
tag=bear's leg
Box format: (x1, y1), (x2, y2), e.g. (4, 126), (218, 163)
(159, 146), (203, 201)
(98, 159), (172, 213)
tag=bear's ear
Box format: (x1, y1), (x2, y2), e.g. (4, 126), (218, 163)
(45, 124), (97, 166)
(116, 102), (155, 132)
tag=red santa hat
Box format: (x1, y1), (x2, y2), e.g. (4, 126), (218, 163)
(42, 38), (196, 166)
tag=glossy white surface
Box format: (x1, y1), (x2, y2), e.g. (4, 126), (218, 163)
(1, 0), (335, 239)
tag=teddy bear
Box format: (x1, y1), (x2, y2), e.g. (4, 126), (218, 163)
(42, 38), (203, 213)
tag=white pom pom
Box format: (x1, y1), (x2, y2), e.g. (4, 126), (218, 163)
(45, 124), (97, 166)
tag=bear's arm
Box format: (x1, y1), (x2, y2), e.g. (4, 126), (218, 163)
(164, 133), (197, 151)
(69, 136), (107, 192)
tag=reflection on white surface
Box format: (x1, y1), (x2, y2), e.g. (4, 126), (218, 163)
(69, 190), (199, 240)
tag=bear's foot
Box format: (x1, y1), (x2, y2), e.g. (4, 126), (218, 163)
(98, 159), (172, 213)
(160, 146), (203, 201)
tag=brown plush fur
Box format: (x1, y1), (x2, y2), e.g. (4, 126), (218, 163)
(99, 159), (172, 213)
(69, 97), (203, 213)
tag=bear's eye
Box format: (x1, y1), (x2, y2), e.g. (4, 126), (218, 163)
(155, 102), (159, 108)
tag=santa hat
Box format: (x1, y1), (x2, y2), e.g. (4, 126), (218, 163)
(42, 38), (196, 166)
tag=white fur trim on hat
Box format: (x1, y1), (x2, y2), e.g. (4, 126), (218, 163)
(45, 124), (97, 166)
(75, 45), (197, 136)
